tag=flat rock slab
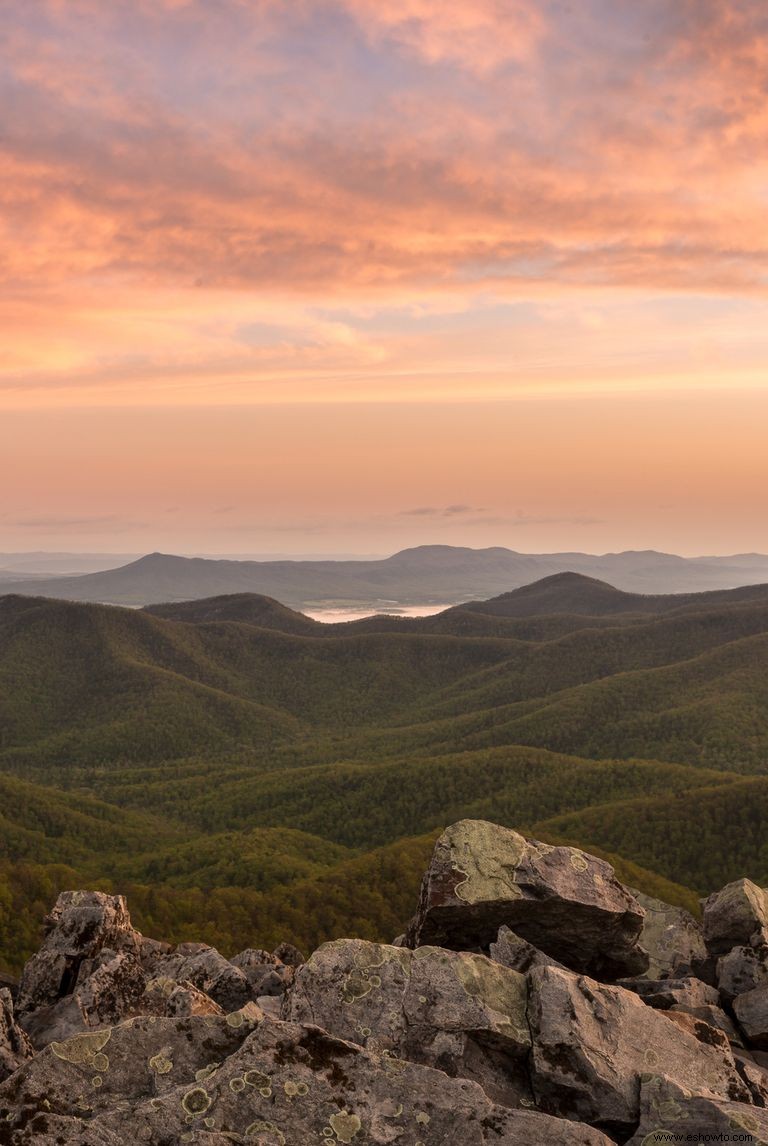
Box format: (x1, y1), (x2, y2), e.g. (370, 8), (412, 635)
(405, 820), (647, 979)
(528, 965), (750, 1134)
(3, 1015), (617, 1146)
(284, 938), (531, 1106)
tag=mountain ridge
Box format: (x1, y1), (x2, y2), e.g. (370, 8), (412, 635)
(3, 545), (768, 606)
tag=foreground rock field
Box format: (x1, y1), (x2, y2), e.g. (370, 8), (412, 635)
(3, 819), (768, 1143)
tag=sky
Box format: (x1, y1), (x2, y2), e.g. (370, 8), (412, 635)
(1, 0), (767, 556)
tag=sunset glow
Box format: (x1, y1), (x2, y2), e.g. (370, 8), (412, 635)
(2, 0), (767, 553)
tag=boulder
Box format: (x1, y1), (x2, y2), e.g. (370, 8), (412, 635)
(404, 820), (648, 978)
(527, 965), (750, 1134)
(617, 975), (719, 1011)
(283, 938), (532, 1108)
(630, 889), (707, 979)
(149, 943), (251, 1012)
(734, 1049), (768, 1106)
(717, 943), (768, 1001)
(625, 1073), (768, 1146)
(734, 984), (768, 1049)
(702, 878), (768, 956)
(272, 941), (305, 967)
(230, 948), (293, 997)
(15, 892), (141, 1017)
(0, 990), (33, 1083)
(19, 947), (147, 1049)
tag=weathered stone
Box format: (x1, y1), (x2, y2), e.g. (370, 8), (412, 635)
(66, 1016), (617, 1145)
(20, 947), (147, 1049)
(618, 976), (719, 1011)
(150, 944), (250, 1012)
(702, 878), (768, 956)
(230, 948), (292, 997)
(528, 965), (750, 1134)
(283, 938), (532, 1107)
(734, 1049), (768, 1106)
(0, 990), (33, 1082)
(718, 944), (768, 1001)
(0, 1006), (264, 1128)
(166, 982), (224, 1017)
(614, 977), (742, 1044)
(630, 889), (707, 979)
(15, 892), (141, 1017)
(734, 984), (768, 1049)
(662, 1009), (732, 1054)
(405, 820), (648, 978)
(489, 925), (566, 972)
(272, 941), (305, 967)
(625, 1074), (768, 1146)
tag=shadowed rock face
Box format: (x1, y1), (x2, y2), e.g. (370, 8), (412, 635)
(404, 820), (648, 979)
(4, 819), (768, 1144)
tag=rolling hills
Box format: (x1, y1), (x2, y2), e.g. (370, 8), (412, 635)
(2, 571), (768, 973)
(4, 545), (768, 607)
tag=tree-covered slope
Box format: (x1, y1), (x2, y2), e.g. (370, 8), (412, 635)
(3, 577), (768, 975)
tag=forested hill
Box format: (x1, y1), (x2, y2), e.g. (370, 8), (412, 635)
(2, 574), (768, 973)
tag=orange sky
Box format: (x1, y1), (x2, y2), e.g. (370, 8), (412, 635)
(2, 0), (767, 554)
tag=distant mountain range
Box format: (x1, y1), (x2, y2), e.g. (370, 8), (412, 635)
(2, 545), (768, 607)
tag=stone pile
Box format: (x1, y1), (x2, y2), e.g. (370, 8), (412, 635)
(2, 819), (768, 1144)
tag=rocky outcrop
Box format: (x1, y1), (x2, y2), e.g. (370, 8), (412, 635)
(4, 819), (768, 1144)
(404, 820), (648, 978)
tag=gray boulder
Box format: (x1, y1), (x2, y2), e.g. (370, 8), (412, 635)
(625, 1073), (767, 1146)
(230, 948), (293, 997)
(734, 984), (768, 1049)
(20, 947), (147, 1048)
(283, 937), (532, 1108)
(405, 820), (648, 978)
(528, 965), (750, 1134)
(702, 878), (768, 956)
(718, 943), (768, 1001)
(148, 942), (251, 1012)
(630, 889), (707, 979)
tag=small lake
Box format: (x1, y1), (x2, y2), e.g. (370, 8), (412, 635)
(304, 604), (452, 623)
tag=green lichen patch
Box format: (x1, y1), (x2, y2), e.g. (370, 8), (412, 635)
(50, 1029), (112, 1067)
(329, 1110), (362, 1142)
(181, 1086), (213, 1116)
(439, 821), (525, 905)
